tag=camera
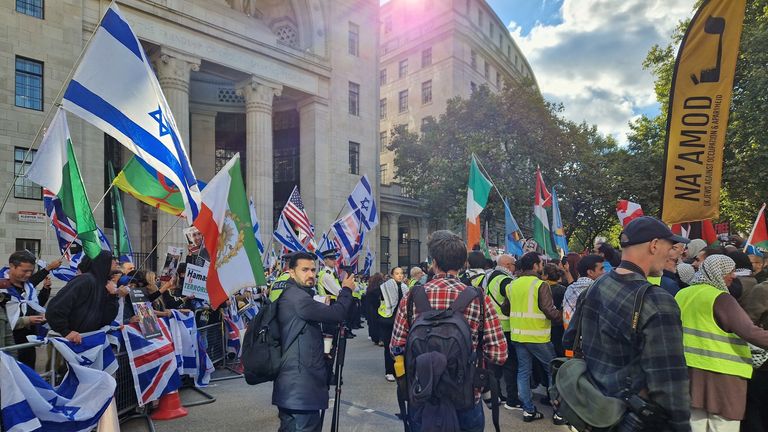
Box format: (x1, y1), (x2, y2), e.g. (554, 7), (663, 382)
(616, 394), (668, 432)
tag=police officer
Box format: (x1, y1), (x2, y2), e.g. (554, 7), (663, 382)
(268, 254), (292, 302)
(378, 266), (407, 381)
(317, 248), (357, 338)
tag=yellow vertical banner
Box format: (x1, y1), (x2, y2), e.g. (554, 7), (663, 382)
(661, 0), (746, 225)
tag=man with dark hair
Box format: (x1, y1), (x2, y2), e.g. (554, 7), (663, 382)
(272, 251), (355, 432)
(562, 254), (605, 348)
(0, 251), (47, 358)
(564, 216), (691, 431)
(390, 230), (507, 431)
(462, 250), (491, 287)
(507, 251), (564, 423)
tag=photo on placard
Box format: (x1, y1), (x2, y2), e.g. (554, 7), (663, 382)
(159, 246), (184, 281)
(128, 287), (162, 339)
(183, 226), (210, 261)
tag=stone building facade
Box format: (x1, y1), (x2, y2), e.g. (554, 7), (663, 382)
(1, 0), (379, 271)
(377, 0), (537, 272)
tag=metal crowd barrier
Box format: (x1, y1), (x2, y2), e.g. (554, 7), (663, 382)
(115, 349), (156, 432)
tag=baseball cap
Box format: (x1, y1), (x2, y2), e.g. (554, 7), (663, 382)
(619, 216), (690, 247)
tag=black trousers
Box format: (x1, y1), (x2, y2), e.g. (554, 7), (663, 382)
(278, 408), (322, 432)
(743, 369), (768, 432)
(493, 332), (519, 403)
(379, 318), (395, 375)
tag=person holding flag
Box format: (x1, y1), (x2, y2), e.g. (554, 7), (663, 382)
(0, 252), (48, 362)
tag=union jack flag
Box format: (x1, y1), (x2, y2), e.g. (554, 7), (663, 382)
(222, 316), (242, 358)
(121, 320), (180, 406)
(44, 188), (78, 258)
(282, 186), (314, 238)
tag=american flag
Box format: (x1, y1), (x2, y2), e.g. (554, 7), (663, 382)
(282, 186), (314, 238)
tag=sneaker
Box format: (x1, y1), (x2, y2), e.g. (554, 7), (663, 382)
(552, 413), (568, 426)
(503, 402), (523, 411)
(385, 374), (396, 382)
(522, 410), (544, 423)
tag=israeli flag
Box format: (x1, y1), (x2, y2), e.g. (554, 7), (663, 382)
(0, 351), (115, 432)
(51, 252), (83, 282)
(347, 175), (378, 231)
(61, 4), (201, 222)
(167, 310), (213, 388)
(249, 197), (265, 254)
(274, 213), (306, 253)
(46, 327), (118, 375)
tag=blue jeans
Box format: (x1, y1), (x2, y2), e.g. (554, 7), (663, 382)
(513, 341), (556, 413)
(409, 401), (484, 432)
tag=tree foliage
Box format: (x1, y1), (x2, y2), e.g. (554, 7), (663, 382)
(389, 81), (622, 251)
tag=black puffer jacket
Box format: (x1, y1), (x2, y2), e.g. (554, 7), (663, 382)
(271, 278), (352, 410)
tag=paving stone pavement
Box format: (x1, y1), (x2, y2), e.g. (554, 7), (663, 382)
(123, 323), (569, 432)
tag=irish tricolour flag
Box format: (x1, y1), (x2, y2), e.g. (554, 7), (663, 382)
(26, 108), (101, 258)
(193, 154), (265, 308)
(466, 156), (493, 251)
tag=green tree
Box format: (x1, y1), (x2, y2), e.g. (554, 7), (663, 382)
(388, 81), (623, 250)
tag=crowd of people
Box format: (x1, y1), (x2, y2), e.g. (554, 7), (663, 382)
(4, 215), (768, 432)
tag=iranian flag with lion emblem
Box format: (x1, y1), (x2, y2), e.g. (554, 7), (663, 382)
(193, 154), (265, 308)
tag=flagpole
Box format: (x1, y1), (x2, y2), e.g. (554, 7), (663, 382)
(744, 203), (766, 253)
(58, 183), (115, 260)
(472, 153), (507, 205)
(0, 0), (117, 218)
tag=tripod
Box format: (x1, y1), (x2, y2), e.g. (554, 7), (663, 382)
(329, 323), (348, 432)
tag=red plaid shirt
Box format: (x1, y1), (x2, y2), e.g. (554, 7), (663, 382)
(389, 274), (508, 366)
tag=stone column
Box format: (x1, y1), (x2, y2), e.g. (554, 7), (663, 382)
(388, 213), (400, 270)
(190, 108), (217, 182)
(151, 48), (200, 268)
(419, 217), (429, 264)
(237, 77), (282, 236)
(298, 96), (331, 232)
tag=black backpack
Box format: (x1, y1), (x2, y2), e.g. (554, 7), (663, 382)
(241, 291), (302, 385)
(404, 285), (486, 410)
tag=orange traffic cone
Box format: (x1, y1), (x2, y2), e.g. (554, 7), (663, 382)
(151, 391), (188, 420)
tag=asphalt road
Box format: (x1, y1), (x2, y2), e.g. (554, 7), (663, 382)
(123, 326), (569, 432)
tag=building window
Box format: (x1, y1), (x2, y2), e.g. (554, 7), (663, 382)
(14, 147), (41, 200)
(380, 163), (389, 184)
(348, 81), (360, 116)
(16, 0), (43, 18)
(421, 116), (434, 132)
(470, 82), (477, 92)
(496, 71), (501, 88)
(465, 0), (470, 14)
(384, 16), (392, 33)
(470, 50), (477, 69)
(349, 142), (360, 175)
(15, 238), (40, 257)
(489, 23), (493, 38)
(398, 90), (408, 113)
(499, 34), (503, 47)
(484, 62), (490, 79)
(421, 80), (432, 105)
(380, 131), (387, 148)
(399, 59), (408, 78)
(348, 22), (359, 56)
(380, 98), (387, 119)
(380, 68), (387, 86)
(421, 47), (432, 67)
(507, 45), (511, 58)
(15, 57), (43, 111)
(477, 9), (483, 27)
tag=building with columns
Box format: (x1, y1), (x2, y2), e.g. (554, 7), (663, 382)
(1, 0), (379, 272)
(377, 0), (537, 273)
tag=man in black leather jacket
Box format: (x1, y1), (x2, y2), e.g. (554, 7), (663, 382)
(272, 252), (355, 432)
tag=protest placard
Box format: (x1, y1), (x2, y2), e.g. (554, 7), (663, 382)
(182, 263), (209, 302)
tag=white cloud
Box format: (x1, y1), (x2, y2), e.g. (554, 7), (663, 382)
(508, 0), (696, 144)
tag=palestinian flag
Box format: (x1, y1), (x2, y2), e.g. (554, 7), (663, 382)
(745, 204), (768, 254)
(26, 109), (101, 258)
(533, 168), (555, 258)
(113, 156), (185, 216)
(466, 155), (492, 251)
(193, 154), (265, 308)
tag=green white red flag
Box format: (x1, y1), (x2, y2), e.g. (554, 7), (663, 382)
(26, 108), (101, 258)
(193, 154), (265, 308)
